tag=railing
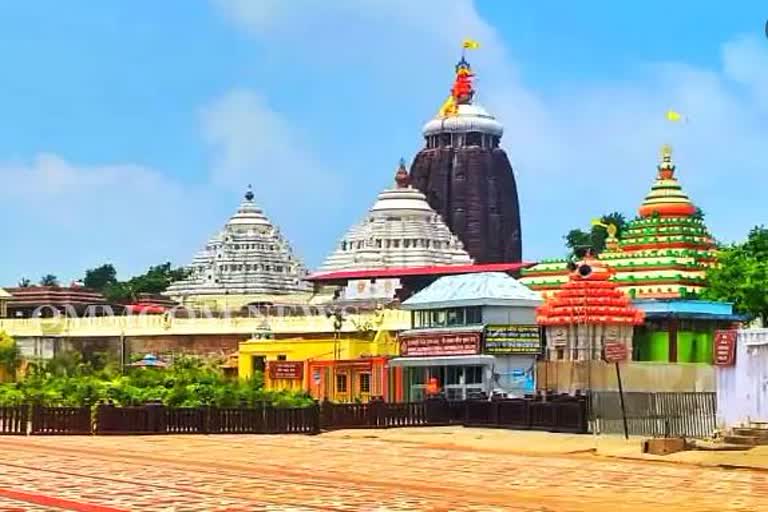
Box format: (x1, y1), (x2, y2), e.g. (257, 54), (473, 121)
(0, 397), (591, 436)
(590, 391), (717, 438)
(30, 406), (91, 435)
(0, 406), (28, 435)
(322, 397), (588, 434)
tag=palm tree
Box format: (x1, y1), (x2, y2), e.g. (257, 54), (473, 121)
(39, 274), (60, 287)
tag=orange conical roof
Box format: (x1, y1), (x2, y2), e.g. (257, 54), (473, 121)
(637, 145), (697, 218)
(536, 257), (645, 326)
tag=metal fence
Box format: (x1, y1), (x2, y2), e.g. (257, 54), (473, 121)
(589, 391), (717, 438)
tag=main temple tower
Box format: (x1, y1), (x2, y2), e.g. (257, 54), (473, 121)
(409, 53), (522, 263)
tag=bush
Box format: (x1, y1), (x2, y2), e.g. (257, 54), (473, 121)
(0, 354), (308, 409)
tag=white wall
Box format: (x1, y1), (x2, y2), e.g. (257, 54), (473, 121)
(716, 329), (768, 427)
(481, 305), (537, 325)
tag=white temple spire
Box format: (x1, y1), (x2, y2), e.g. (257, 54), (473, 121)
(165, 187), (310, 299)
(319, 161), (473, 272)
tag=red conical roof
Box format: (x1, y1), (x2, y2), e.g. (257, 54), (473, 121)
(536, 257), (644, 326)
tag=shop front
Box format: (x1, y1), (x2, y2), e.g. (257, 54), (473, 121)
(307, 357), (388, 402)
(389, 328), (494, 401)
(238, 329), (397, 402)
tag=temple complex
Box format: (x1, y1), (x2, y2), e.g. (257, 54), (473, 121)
(521, 145), (717, 299)
(409, 54), (523, 264)
(319, 161), (473, 273)
(165, 187), (312, 307)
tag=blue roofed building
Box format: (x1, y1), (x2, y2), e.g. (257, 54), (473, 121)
(390, 272), (542, 401)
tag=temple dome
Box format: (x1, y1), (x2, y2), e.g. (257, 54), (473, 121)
(537, 257), (645, 326)
(319, 161), (474, 272)
(165, 187), (310, 298)
(638, 145), (697, 218)
(227, 187), (273, 228)
(422, 103), (503, 137)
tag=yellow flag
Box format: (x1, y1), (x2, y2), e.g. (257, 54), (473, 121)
(666, 110), (682, 122)
(462, 39), (480, 50)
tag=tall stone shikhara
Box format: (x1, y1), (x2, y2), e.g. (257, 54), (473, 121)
(409, 55), (522, 263)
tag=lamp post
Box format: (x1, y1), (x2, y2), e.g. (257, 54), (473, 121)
(327, 307), (345, 360)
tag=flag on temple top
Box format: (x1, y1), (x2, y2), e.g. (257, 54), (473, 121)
(666, 110), (683, 122)
(462, 39), (480, 49)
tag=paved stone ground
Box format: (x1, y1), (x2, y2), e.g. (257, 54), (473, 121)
(0, 431), (766, 511)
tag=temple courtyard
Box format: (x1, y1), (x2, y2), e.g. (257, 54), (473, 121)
(0, 428), (766, 511)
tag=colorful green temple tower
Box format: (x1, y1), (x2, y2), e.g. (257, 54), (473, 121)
(520, 145), (716, 298)
(521, 145), (745, 363)
(600, 144), (717, 300)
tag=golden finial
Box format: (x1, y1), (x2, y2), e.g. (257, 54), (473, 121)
(660, 144), (673, 160)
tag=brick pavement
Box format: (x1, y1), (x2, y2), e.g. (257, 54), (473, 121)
(0, 431), (766, 511)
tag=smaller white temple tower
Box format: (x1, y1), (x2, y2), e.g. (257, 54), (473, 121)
(319, 160), (473, 272)
(166, 187), (311, 303)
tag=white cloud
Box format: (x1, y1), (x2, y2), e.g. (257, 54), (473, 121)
(0, 154), (216, 284)
(200, 88), (345, 265)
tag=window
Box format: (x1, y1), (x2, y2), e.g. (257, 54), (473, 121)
(336, 373), (348, 393)
(277, 354), (287, 361)
(465, 366), (483, 385)
(251, 356), (266, 373)
(466, 132), (482, 146)
(359, 373), (371, 394)
(466, 307), (482, 324)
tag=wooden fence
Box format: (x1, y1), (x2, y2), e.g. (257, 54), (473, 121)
(0, 397), (590, 436)
(589, 391), (717, 438)
(30, 406), (91, 435)
(0, 406), (28, 435)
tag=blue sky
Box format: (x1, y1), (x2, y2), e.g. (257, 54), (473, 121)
(1, 1), (766, 285)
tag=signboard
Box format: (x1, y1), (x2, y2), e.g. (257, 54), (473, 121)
(714, 330), (737, 366)
(343, 278), (400, 300)
(268, 361), (304, 380)
(484, 325), (541, 355)
(603, 343), (628, 363)
(400, 332), (480, 357)
(549, 326), (568, 347)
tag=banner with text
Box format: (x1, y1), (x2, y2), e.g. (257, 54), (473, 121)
(400, 332), (481, 357)
(484, 325), (542, 355)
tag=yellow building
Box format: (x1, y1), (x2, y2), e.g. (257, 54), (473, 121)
(239, 329), (398, 402)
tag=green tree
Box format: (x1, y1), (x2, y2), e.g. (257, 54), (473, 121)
(17, 277), (31, 288)
(39, 274), (59, 287)
(702, 226), (768, 324)
(101, 262), (189, 303)
(0, 331), (19, 380)
(83, 264), (118, 291)
(564, 211), (628, 258)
